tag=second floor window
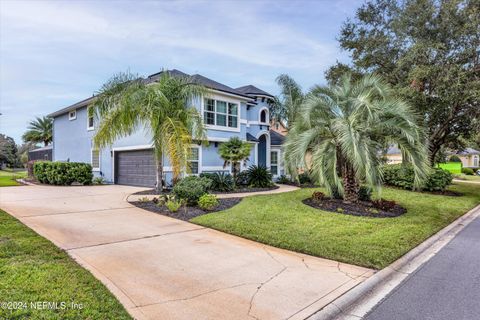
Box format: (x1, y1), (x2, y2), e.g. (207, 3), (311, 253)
(87, 107), (94, 130)
(260, 109), (268, 123)
(204, 98), (238, 128)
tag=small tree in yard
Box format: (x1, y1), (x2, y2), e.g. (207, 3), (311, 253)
(92, 71), (207, 192)
(284, 74), (430, 203)
(218, 137), (251, 188)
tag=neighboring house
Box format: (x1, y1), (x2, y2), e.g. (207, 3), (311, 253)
(48, 69), (285, 187)
(270, 120), (288, 136)
(453, 148), (480, 168)
(384, 145), (402, 164)
(28, 145), (53, 161)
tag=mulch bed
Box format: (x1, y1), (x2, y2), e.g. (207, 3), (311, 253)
(303, 198), (406, 218)
(131, 197), (242, 221)
(133, 185), (279, 196)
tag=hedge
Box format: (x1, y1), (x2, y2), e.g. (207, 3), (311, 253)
(34, 161), (93, 185)
(383, 164), (452, 192)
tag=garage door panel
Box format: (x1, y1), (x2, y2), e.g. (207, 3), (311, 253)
(116, 149), (156, 187)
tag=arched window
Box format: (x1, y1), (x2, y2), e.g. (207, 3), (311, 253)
(474, 155), (479, 167)
(260, 109), (268, 123)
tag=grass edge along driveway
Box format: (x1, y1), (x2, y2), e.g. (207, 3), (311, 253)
(192, 183), (480, 269)
(0, 209), (132, 320)
(0, 170), (27, 187)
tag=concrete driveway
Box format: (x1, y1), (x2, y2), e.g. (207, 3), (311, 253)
(0, 185), (373, 320)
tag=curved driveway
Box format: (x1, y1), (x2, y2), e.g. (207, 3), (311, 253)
(0, 185), (373, 320)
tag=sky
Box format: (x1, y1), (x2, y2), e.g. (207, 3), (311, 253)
(0, 0), (362, 143)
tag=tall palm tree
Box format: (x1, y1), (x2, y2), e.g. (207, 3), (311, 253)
(22, 116), (53, 146)
(270, 74), (305, 130)
(284, 74), (429, 202)
(218, 137), (251, 188)
(92, 71), (207, 191)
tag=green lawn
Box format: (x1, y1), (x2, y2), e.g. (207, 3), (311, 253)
(0, 169), (27, 186)
(0, 210), (132, 320)
(192, 183), (480, 269)
(437, 162), (462, 174)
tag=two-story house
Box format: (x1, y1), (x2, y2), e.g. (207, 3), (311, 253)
(48, 69), (285, 187)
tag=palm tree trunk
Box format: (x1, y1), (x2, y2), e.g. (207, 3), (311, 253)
(156, 157), (163, 193)
(232, 162), (237, 189)
(342, 163), (359, 203)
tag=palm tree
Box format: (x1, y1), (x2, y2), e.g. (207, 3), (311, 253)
(270, 74), (305, 130)
(284, 74), (429, 202)
(92, 71), (207, 192)
(218, 137), (251, 188)
(22, 116), (53, 146)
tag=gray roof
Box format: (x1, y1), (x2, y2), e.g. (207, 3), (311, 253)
(148, 69), (253, 99)
(29, 145), (53, 152)
(236, 85), (274, 98)
(49, 69), (255, 117)
(246, 133), (259, 142)
(270, 130), (285, 145)
(48, 96), (95, 117)
(457, 147), (480, 155)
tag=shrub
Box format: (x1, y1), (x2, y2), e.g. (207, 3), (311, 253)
(382, 164), (452, 192)
(33, 161), (93, 185)
(298, 172), (313, 185)
(198, 194), (219, 210)
(138, 196), (150, 202)
(245, 165), (273, 188)
(200, 172), (234, 192)
(358, 186), (372, 201)
(276, 175), (291, 184)
(166, 198), (183, 212)
(235, 171), (249, 187)
(311, 191), (325, 202)
(173, 176), (212, 205)
(92, 177), (104, 185)
(462, 167), (474, 175)
(372, 199), (397, 211)
(449, 155), (462, 162)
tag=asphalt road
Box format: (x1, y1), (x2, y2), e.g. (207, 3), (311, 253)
(365, 215), (480, 320)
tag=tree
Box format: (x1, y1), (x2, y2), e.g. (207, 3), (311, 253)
(218, 137), (251, 188)
(270, 74), (305, 130)
(92, 71), (207, 191)
(0, 134), (19, 168)
(22, 116), (53, 146)
(284, 74), (429, 202)
(327, 0), (480, 164)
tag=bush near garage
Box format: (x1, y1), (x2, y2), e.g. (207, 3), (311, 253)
(33, 161), (93, 185)
(462, 167), (474, 175)
(173, 175), (212, 205)
(382, 164), (452, 192)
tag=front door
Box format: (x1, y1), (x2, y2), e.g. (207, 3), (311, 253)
(258, 134), (267, 168)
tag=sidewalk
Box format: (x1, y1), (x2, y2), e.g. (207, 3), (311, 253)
(364, 214), (480, 320)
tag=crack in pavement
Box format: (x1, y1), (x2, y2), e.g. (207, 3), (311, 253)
(337, 262), (359, 280)
(247, 247), (289, 320)
(136, 282), (256, 308)
(20, 206), (134, 218)
(66, 227), (206, 251)
(247, 267), (287, 320)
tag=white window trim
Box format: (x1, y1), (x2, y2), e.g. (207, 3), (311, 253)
(186, 145), (202, 176)
(87, 106), (94, 131)
(201, 95), (241, 133)
(258, 107), (269, 125)
(69, 109), (77, 121)
(91, 149), (100, 171)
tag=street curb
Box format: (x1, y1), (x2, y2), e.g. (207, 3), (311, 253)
(307, 203), (480, 320)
